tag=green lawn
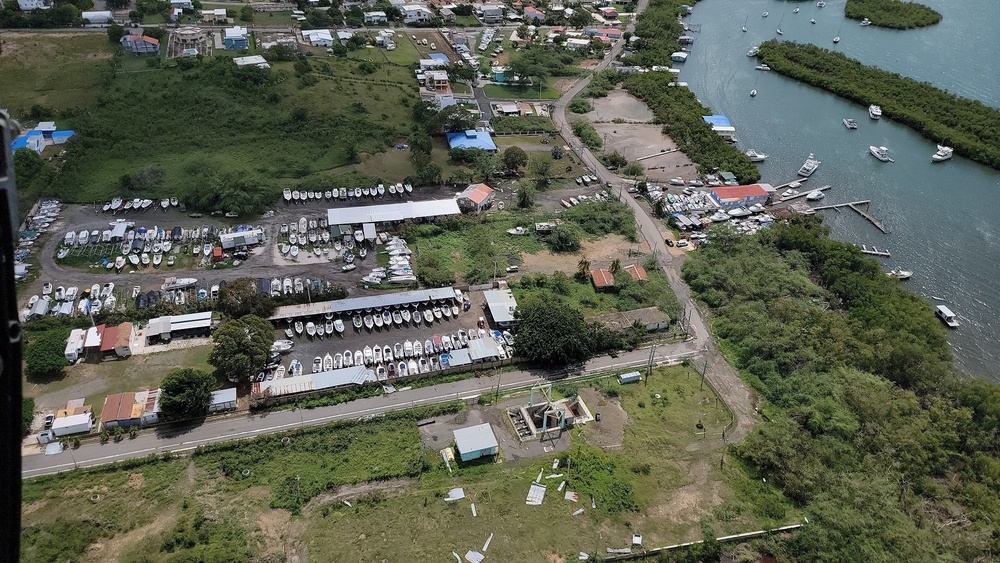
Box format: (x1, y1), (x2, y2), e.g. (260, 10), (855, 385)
(451, 81), (472, 94)
(454, 15), (481, 26)
(483, 77), (563, 100)
(0, 33), (111, 115)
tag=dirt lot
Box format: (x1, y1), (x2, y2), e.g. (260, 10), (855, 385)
(583, 89), (699, 182)
(518, 233), (648, 277)
(577, 387), (627, 450)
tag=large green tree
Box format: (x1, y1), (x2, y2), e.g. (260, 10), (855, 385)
(217, 278), (274, 320)
(209, 315), (275, 382)
(24, 328), (70, 379)
(158, 368), (216, 421)
(513, 298), (592, 366)
(502, 146), (528, 175)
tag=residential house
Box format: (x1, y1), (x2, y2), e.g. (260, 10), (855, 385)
(478, 4), (503, 23)
(523, 6), (544, 21)
(170, 0), (192, 8)
(424, 69), (450, 89)
(17, 0), (52, 9)
(440, 7), (455, 21)
(302, 29), (334, 47)
(565, 37), (591, 49)
(233, 55), (270, 68)
(201, 8), (228, 22)
(418, 57), (447, 70)
(402, 4), (434, 23)
(456, 183), (495, 214)
(585, 27), (622, 39)
(223, 26), (249, 49)
(709, 184), (771, 210)
(599, 6), (618, 18)
(364, 10), (388, 24)
(591, 268), (615, 291)
(491, 66), (509, 83)
(120, 34), (160, 55)
(11, 130), (45, 154)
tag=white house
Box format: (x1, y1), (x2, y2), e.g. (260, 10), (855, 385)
(170, 0), (192, 8)
(233, 55), (270, 68)
(565, 37), (591, 49)
(302, 29), (334, 47)
(364, 10), (387, 24)
(479, 5), (504, 23)
(17, 0), (51, 10)
(81, 10), (113, 23)
(456, 183), (495, 214)
(419, 58), (447, 70)
(402, 4), (434, 23)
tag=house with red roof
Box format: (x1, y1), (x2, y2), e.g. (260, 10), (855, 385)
(457, 183), (496, 214)
(591, 268), (615, 291)
(710, 184), (771, 210)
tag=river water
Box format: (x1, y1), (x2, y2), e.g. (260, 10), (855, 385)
(678, 0), (1000, 378)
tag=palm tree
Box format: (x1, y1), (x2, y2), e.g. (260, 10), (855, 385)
(576, 257), (591, 280)
(610, 259), (622, 274)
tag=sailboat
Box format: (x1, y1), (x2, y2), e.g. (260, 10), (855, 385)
(776, 14), (784, 35)
(751, 73), (760, 97)
(742, 14), (748, 32)
(833, 19), (844, 43)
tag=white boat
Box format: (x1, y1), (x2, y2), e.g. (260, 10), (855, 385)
(754, 64), (770, 71)
(404, 183), (413, 194)
(745, 149), (768, 162)
(114, 255), (126, 271)
(334, 353), (343, 369)
(271, 340), (294, 353)
(292, 190), (300, 201)
(806, 190), (826, 201)
(932, 145), (953, 162)
(797, 153), (821, 177)
(283, 188), (292, 202)
(374, 313), (384, 328)
(159, 199), (169, 211)
(886, 268), (913, 280)
(377, 184), (385, 196)
(761, 11), (768, 17)
(392, 310), (403, 325)
(295, 321), (304, 335)
(90, 298), (102, 314)
(869, 145), (893, 162)
(353, 315), (363, 330)
(316, 323), (325, 338)
(340, 187), (347, 199)
(167, 255), (176, 267)
(128, 254), (140, 267)
(388, 184), (397, 195)
(817, 0), (826, 6)
(408, 359), (419, 375)
(869, 104), (882, 120)
(413, 340), (423, 356)
(394, 342), (403, 359)
(334, 319), (345, 333)
(383, 345), (393, 362)
(728, 207), (752, 218)
(750, 88), (757, 97)
(363, 346), (373, 365)
(290, 245), (299, 257)
(355, 349), (363, 366)
(452, 305), (460, 317)
(202, 243), (211, 256)
(141, 253), (151, 266)
(153, 253), (162, 267)
(364, 314), (374, 330)
(306, 322), (316, 337)
(401, 309), (411, 323)
(793, 7), (799, 13)
(382, 311), (393, 327)
(78, 230), (89, 245)
(323, 353), (334, 371)
(669, 177), (685, 186)
(936, 305), (959, 328)
(860, 18), (871, 26)
(843, 118), (858, 129)
(313, 356), (322, 373)
(403, 340), (414, 357)
(374, 346), (383, 363)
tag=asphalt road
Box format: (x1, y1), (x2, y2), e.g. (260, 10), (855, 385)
(22, 344), (701, 478)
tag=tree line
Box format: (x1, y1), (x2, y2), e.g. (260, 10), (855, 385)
(757, 41), (1000, 171)
(845, 0), (942, 29)
(682, 219), (1000, 559)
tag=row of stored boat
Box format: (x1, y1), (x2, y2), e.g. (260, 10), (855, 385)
(282, 183), (412, 204)
(101, 197), (184, 214)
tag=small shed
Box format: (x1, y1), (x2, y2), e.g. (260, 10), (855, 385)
(591, 268), (615, 291)
(618, 371), (641, 384)
(453, 423), (499, 462)
(456, 183), (495, 214)
(209, 388), (238, 413)
(212, 246), (224, 262)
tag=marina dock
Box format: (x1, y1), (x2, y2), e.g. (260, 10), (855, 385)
(857, 245), (891, 257)
(812, 200), (888, 234)
(776, 184), (831, 202)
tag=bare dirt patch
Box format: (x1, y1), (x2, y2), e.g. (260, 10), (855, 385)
(302, 478), (416, 516)
(82, 506), (179, 563)
(547, 553), (567, 563)
(578, 387), (628, 450)
(577, 59), (603, 70)
(518, 234), (638, 276)
(554, 78), (578, 93)
(644, 460), (723, 527)
(22, 500), (46, 515)
(256, 508), (307, 557)
(126, 472), (145, 490)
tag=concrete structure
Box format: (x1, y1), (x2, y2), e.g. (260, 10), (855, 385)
(325, 199), (461, 228)
(702, 114), (736, 142)
(591, 268), (615, 291)
(120, 34), (160, 55)
(453, 423), (499, 461)
(64, 328), (86, 363)
(364, 10), (387, 23)
(456, 183), (495, 214)
(599, 6), (618, 18)
(233, 55), (270, 68)
(224, 26), (249, 49)
(478, 4), (504, 23)
(209, 388), (238, 413)
(302, 29), (334, 47)
(446, 129), (497, 152)
(710, 184), (770, 210)
(440, 7), (455, 21)
(483, 288), (518, 328)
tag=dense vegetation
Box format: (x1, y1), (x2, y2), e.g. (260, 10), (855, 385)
(627, 0), (687, 68)
(490, 116), (557, 134)
(845, 0), (942, 29)
(513, 299), (633, 366)
(571, 120), (603, 151)
(209, 315), (274, 383)
(22, 397), (35, 435)
(562, 200), (637, 241)
(682, 219), (1000, 559)
(626, 73), (761, 183)
(23, 326), (72, 380)
(757, 41), (1000, 170)
(158, 369), (216, 421)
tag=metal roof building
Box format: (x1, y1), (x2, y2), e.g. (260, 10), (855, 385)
(446, 129), (498, 152)
(209, 388), (238, 413)
(468, 338), (501, 362)
(453, 423), (499, 462)
(269, 287), (458, 321)
(326, 199), (460, 227)
(483, 288), (518, 327)
(254, 366), (376, 397)
(145, 311), (213, 341)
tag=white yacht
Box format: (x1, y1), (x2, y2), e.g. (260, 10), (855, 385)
(745, 149), (768, 162)
(869, 145), (892, 162)
(806, 190), (825, 201)
(843, 118), (858, 129)
(860, 18), (872, 26)
(932, 144), (953, 162)
(797, 153), (821, 177)
(868, 104), (882, 120)
(886, 268), (913, 280)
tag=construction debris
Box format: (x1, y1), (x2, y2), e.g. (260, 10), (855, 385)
(471, 503), (477, 517)
(564, 491), (579, 502)
(545, 473), (563, 479)
(452, 551), (462, 562)
(526, 482), (546, 506)
(343, 500), (352, 507)
(482, 533), (494, 552)
(573, 508), (585, 516)
(552, 459), (560, 470)
(465, 550), (485, 563)
(578, 553), (590, 561)
(557, 480), (567, 492)
(446, 488), (466, 502)
(607, 548), (632, 555)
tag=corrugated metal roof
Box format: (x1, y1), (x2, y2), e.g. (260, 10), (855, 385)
(257, 366), (375, 397)
(623, 264), (648, 281)
(483, 289), (518, 324)
(270, 287), (458, 320)
(210, 388), (237, 405)
(468, 338), (500, 361)
(591, 269), (615, 288)
(326, 199), (460, 226)
(453, 423), (498, 454)
(457, 183), (495, 205)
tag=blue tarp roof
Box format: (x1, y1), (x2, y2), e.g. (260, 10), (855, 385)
(428, 52), (449, 61)
(52, 130), (75, 139)
(447, 130), (497, 151)
(702, 115), (732, 128)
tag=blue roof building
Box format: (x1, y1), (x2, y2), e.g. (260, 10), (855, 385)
(702, 114), (736, 141)
(446, 129), (498, 152)
(12, 130), (45, 154)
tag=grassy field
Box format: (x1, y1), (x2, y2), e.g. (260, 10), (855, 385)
(484, 77), (563, 100)
(0, 33), (112, 115)
(20, 368), (790, 561)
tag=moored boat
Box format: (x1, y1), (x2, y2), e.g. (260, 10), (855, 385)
(869, 145), (893, 162)
(797, 153), (821, 177)
(843, 118), (858, 129)
(886, 268), (913, 280)
(868, 104), (882, 120)
(932, 144), (953, 162)
(745, 149), (768, 162)
(806, 190), (825, 201)
(935, 305), (959, 328)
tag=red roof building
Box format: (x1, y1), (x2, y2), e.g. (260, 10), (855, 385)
(591, 268), (615, 290)
(456, 183), (496, 214)
(710, 184), (770, 210)
(99, 325), (119, 354)
(623, 264), (648, 282)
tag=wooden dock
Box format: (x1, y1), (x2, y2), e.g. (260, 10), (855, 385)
(776, 185), (831, 203)
(773, 178), (810, 190)
(812, 200), (888, 234)
(858, 245), (891, 257)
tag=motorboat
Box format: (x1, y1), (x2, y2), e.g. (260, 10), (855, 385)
(806, 190), (826, 201)
(404, 340), (413, 357)
(316, 323), (326, 338)
(886, 268), (913, 280)
(797, 153), (821, 177)
(294, 321), (304, 335)
(272, 340), (294, 353)
(442, 335), (452, 351)
(860, 18), (871, 26)
(374, 313), (384, 328)
(383, 345), (393, 362)
(442, 306), (451, 319)
(291, 359), (303, 376)
(363, 346), (373, 365)
(745, 149), (768, 162)
(433, 307), (443, 320)
(364, 314), (374, 331)
(414, 340), (423, 356)
(342, 263), (356, 272)
(728, 207), (752, 218)
(810, 18), (815, 23)
(312, 357), (322, 373)
(353, 314), (363, 330)
(128, 254), (140, 267)
(750, 88), (757, 97)
(141, 253), (151, 266)
(294, 278), (304, 294)
(166, 255), (175, 267)
(305, 322), (316, 337)
(153, 253), (162, 267)
(404, 183), (413, 194)
(793, 7), (799, 13)
(458, 329), (469, 347)
(408, 359), (419, 375)
(560, 199), (572, 209)
(932, 145), (953, 162)
(401, 309), (412, 323)
(392, 310), (403, 325)
(432, 336), (443, 353)
(333, 319), (345, 334)
(761, 11), (768, 17)
(747, 203), (767, 213)
(869, 145), (893, 162)
(843, 118), (858, 129)
(382, 311), (393, 326)
(817, 0), (826, 6)
(451, 305), (460, 317)
(869, 104), (882, 120)
(344, 350), (354, 367)
(323, 353), (334, 371)
(424, 310), (434, 323)
(936, 305), (959, 329)
(755, 64), (770, 71)
(669, 177), (686, 186)
(78, 230), (89, 245)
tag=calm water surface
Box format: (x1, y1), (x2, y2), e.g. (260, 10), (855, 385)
(679, 0), (1000, 377)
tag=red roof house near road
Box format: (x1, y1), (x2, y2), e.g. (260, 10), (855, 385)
(99, 325), (119, 354)
(591, 268), (615, 291)
(623, 263), (648, 282)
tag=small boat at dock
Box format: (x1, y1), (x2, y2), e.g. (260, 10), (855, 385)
(797, 153), (821, 177)
(745, 149), (768, 162)
(806, 190), (825, 201)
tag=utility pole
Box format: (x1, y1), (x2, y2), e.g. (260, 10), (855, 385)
(700, 350), (708, 391)
(644, 344), (656, 386)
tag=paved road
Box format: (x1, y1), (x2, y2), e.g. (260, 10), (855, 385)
(548, 0), (759, 442)
(23, 345), (701, 478)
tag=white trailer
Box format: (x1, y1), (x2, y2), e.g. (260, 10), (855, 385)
(51, 412), (94, 437)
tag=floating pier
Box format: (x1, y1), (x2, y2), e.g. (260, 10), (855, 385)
(812, 200), (887, 234)
(776, 184), (831, 202)
(857, 244), (891, 257)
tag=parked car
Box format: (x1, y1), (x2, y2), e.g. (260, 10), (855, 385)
(43, 414), (54, 428)
(664, 238), (674, 247)
(676, 240), (689, 247)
